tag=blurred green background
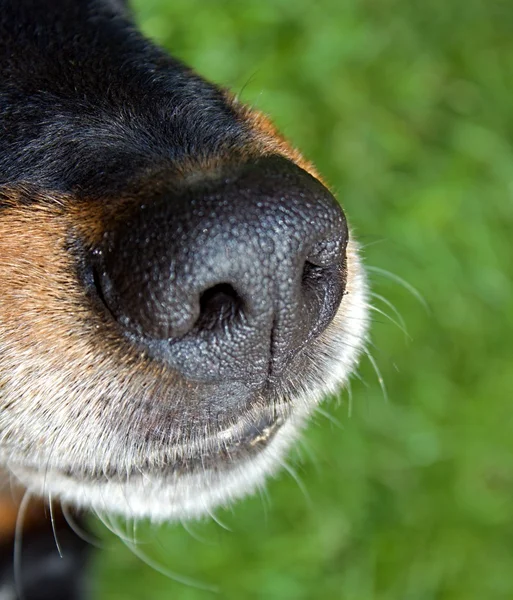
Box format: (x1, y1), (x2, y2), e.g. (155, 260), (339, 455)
(93, 0), (513, 598)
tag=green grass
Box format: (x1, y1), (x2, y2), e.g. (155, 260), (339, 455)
(93, 1), (513, 598)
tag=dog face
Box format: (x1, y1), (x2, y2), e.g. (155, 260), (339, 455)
(0, 0), (368, 521)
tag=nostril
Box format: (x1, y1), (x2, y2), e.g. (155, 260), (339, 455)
(91, 261), (139, 330)
(91, 262), (114, 318)
(302, 260), (326, 286)
(197, 283), (245, 331)
(302, 259), (342, 292)
(300, 258), (346, 340)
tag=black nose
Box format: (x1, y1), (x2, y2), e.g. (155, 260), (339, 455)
(96, 156), (348, 383)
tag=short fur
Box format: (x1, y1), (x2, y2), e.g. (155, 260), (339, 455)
(0, 0), (368, 529)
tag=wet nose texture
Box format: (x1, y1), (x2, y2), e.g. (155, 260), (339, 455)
(96, 156), (348, 383)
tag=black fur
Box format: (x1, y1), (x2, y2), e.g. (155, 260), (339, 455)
(0, 0), (253, 196)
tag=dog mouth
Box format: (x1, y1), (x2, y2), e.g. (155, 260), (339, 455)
(13, 400), (288, 487)
(83, 406), (285, 482)
(10, 401), (306, 521)
(204, 410), (285, 464)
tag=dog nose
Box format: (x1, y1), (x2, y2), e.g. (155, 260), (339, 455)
(96, 156), (348, 383)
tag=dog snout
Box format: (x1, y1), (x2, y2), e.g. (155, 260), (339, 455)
(95, 156), (348, 383)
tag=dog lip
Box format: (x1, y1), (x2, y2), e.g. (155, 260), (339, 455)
(18, 408), (287, 485)
(134, 409), (287, 477)
(215, 410), (283, 449)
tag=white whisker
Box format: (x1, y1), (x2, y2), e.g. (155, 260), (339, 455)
(370, 292), (408, 334)
(206, 508), (232, 532)
(48, 493), (63, 558)
(122, 536), (218, 593)
(365, 348), (388, 403)
(61, 504), (103, 549)
(296, 438), (319, 471)
(180, 519), (215, 546)
(13, 490), (31, 600)
(367, 266), (428, 310)
(346, 379), (354, 418)
(315, 406), (344, 431)
(281, 462), (312, 510)
(368, 304), (410, 338)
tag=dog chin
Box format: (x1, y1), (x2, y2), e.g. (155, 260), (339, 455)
(10, 406), (310, 522)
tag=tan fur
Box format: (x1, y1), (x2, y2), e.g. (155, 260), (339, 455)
(228, 94), (322, 182)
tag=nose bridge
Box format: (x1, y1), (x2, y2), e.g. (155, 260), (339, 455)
(97, 156), (348, 383)
(184, 193), (304, 296)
